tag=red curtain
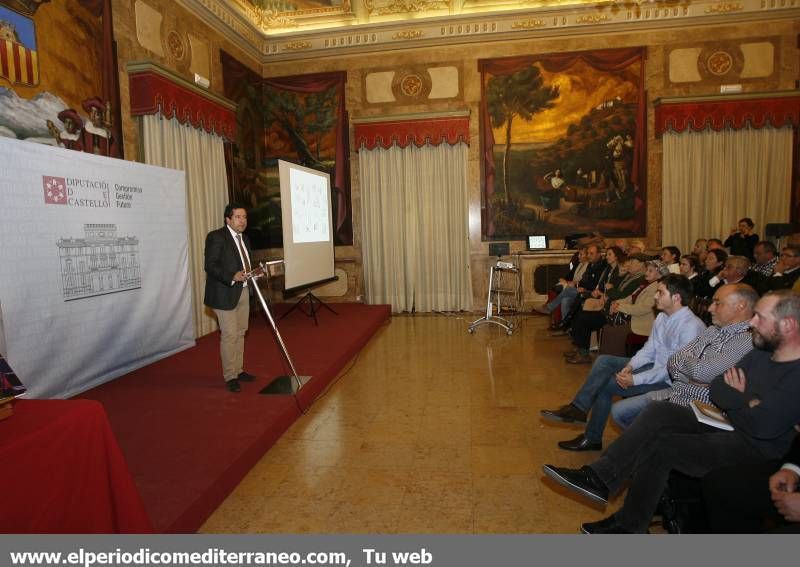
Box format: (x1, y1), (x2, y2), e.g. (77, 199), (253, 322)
(262, 72), (351, 244)
(478, 47), (647, 236)
(654, 95), (800, 135)
(128, 70), (237, 139)
(354, 117), (469, 150)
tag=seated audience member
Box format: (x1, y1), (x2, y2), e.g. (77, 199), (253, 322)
(540, 275), (706, 452)
(595, 246), (626, 295)
(707, 238), (724, 252)
(724, 217), (759, 260)
(564, 254), (645, 364)
(611, 283), (756, 429)
(609, 260), (669, 338)
(536, 247), (588, 318)
(614, 239), (629, 254)
(678, 254), (700, 285)
(549, 244), (608, 333)
(752, 240), (778, 277)
(543, 290), (800, 534)
(627, 240), (646, 256)
(661, 246), (681, 274)
(692, 239), (708, 265)
(694, 249), (728, 301)
(760, 246), (800, 293)
(703, 434), (800, 533)
(598, 258), (666, 357)
(721, 255), (761, 289)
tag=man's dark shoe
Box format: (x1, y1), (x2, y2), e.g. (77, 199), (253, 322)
(565, 352), (593, 364)
(542, 464), (609, 505)
(226, 379), (241, 393)
(540, 404), (587, 424)
(581, 515), (632, 534)
(562, 349), (578, 358)
(237, 371), (257, 382)
(549, 329), (569, 337)
(558, 433), (603, 452)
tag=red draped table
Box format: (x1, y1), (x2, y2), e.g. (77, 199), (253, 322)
(0, 399), (153, 533)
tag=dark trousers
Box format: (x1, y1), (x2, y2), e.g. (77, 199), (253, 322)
(589, 401), (766, 533)
(571, 310), (607, 350)
(703, 460), (800, 533)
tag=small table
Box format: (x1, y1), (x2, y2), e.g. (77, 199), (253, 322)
(0, 399), (153, 533)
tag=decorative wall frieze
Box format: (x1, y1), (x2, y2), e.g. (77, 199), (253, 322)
(510, 18), (546, 29)
(174, 0), (800, 63)
(282, 40), (312, 51)
(705, 2), (744, 13)
(392, 30), (425, 40)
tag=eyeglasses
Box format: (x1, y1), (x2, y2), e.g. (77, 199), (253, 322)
(780, 253), (798, 258)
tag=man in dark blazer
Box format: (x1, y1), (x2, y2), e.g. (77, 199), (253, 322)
(204, 203), (257, 392)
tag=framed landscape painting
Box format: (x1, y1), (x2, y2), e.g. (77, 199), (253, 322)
(479, 47), (647, 240)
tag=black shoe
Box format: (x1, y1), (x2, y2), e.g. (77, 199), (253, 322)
(581, 515), (631, 534)
(540, 404), (588, 424)
(226, 379), (241, 393)
(542, 464), (609, 505)
(237, 371), (256, 382)
(558, 433), (603, 452)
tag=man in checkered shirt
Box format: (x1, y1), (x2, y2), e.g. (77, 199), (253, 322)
(611, 283), (758, 429)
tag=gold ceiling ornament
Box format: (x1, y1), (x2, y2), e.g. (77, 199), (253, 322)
(257, 8), (298, 30)
(364, 0), (450, 16)
(392, 30), (425, 39)
(576, 13), (609, 24)
(511, 19), (546, 29)
(704, 2), (743, 13)
(282, 40), (312, 50)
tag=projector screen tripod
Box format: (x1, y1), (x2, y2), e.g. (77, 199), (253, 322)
(280, 291), (338, 326)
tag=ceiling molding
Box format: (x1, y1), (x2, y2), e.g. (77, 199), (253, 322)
(175, 0), (800, 63)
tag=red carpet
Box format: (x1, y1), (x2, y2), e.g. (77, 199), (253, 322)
(79, 302), (391, 533)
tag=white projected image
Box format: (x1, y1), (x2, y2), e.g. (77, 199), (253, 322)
(290, 169), (330, 243)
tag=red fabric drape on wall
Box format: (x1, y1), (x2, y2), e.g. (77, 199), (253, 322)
(654, 95), (800, 136)
(354, 117), (469, 150)
(262, 72), (351, 244)
(128, 70), (237, 140)
(477, 47), (647, 237)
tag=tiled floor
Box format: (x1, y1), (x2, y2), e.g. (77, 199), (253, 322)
(199, 312), (625, 534)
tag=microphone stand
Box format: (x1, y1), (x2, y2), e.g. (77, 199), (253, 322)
(246, 261), (311, 395)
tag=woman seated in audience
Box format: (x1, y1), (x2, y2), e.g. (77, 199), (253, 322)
(536, 247), (588, 319)
(628, 240), (646, 256)
(694, 248), (728, 300)
(679, 254), (701, 285)
(661, 246), (681, 274)
(551, 246), (623, 336)
(692, 248), (728, 323)
(564, 253), (645, 364)
(600, 259), (670, 356)
(593, 246), (626, 297)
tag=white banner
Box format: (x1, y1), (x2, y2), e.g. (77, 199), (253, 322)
(0, 137), (194, 399)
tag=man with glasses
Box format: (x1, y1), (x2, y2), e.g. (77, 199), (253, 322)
(760, 246), (800, 293)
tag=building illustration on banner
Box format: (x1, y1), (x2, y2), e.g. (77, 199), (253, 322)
(57, 224), (141, 301)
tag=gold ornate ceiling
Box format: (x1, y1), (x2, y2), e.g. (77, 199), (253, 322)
(175, 0), (800, 61)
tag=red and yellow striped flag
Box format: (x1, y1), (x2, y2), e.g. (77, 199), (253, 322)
(0, 38), (38, 86)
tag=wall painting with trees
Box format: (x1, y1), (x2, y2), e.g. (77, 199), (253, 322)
(479, 47), (647, 240)
(221, 51), (352, 249)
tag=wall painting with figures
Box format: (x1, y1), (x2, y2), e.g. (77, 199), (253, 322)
(479, 47), (647, 240)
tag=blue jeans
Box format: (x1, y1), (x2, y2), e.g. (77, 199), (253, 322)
(547, 286), (578, 315)
(611, 389), (670, 429)
(571, 355), (666, 444)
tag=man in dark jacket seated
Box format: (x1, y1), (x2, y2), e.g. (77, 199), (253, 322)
(542, 290), (800, 533)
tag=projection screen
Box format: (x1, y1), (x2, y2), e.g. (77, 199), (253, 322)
(278, 159), (336, 291)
